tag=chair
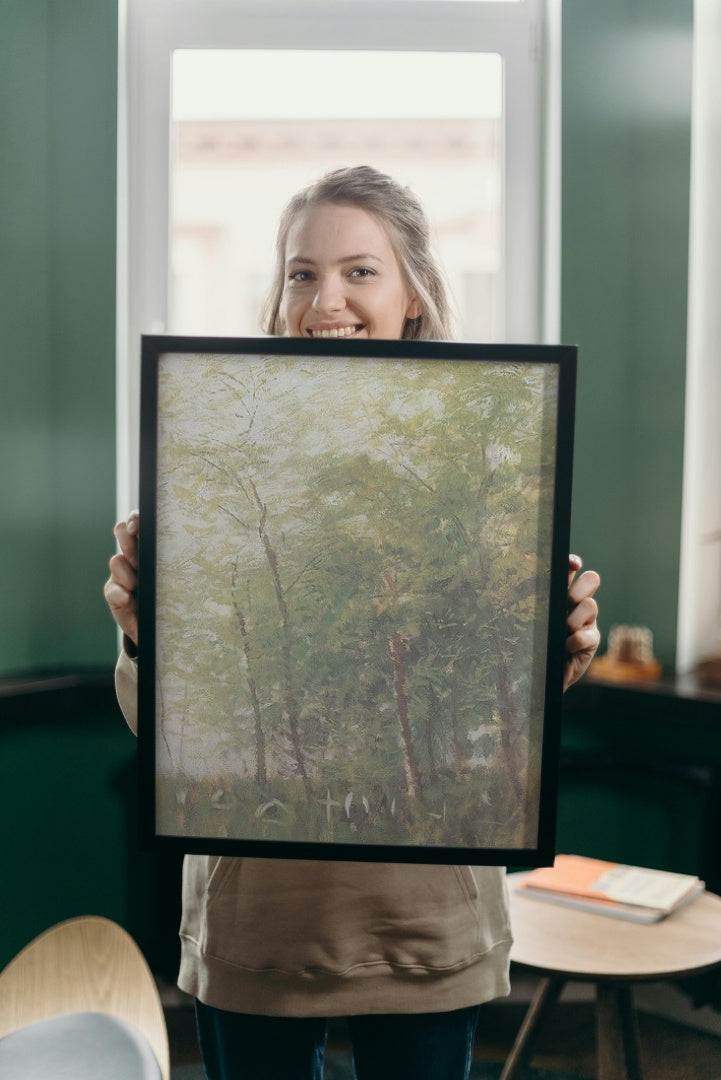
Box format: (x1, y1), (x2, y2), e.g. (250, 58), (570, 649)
(0, 915), (170, 1079)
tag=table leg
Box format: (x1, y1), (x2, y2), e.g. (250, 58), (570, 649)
(499, 976), (565, 1080)
(596, 982), (643, 1080)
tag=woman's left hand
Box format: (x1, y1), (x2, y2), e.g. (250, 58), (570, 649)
(564, 555), (601, 691)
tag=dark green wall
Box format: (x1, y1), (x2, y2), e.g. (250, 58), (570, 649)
(558, 680), (721, 890)
(0, 0), (133, 970)
(0, 681), (183, 974)
(0, 0), (118, 676)
(563, 0), (693, 669)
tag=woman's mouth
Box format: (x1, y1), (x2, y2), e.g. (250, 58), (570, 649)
(307, 324), (364, 339)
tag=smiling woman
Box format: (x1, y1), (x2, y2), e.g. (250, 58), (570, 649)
(282, 205), (420, 340)
(263, 167), (452, 341)
(107, 150), (599, 1080)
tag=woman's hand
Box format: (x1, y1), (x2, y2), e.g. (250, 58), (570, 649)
(564, 554), (601, 691)
(103, 510), (140, 647)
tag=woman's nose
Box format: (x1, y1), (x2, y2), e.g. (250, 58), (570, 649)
(312, 274), (345, 314)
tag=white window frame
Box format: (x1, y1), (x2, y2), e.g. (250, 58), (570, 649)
(677, 0), (721, 674)
(117, 0), (559, 512)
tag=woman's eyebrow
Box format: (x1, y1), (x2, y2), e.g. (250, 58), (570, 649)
(286, 253), (384, 266)
(339, 253), (384, 264)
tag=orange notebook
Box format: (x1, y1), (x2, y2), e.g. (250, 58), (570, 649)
(515, 854), (704, 923)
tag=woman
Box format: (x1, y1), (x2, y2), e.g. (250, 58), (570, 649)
(106, 166), (601, 1080)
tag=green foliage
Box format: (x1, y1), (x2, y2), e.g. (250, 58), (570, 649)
(152, 355), (557, 851)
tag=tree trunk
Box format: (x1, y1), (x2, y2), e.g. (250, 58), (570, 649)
(231, 564), (267, 786)
(448, 670), (467, 783)
(425, 684), (440, 783)
(496, 648), (525, 807)
(389, 633), (423, 800)
(250, 480), (311, 798)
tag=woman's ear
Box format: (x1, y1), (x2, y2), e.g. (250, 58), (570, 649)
(406, 296), (423, 320)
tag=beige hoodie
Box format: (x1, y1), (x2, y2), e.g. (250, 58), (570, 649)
(116, 650), (512, 1016)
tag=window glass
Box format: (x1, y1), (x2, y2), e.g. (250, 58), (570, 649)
(170, 50), (503, 341)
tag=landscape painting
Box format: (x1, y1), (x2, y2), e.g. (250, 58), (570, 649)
(138, 337), (575, 864)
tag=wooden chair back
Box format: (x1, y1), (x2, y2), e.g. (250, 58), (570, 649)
(0, 916), (169, 1080)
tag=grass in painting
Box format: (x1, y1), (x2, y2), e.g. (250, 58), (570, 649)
(157, 762), (530, 850)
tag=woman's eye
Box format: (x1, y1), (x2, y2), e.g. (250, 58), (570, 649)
(349, 267), (375, 279)
(288, 270), (313, 284)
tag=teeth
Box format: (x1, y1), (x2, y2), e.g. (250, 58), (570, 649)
(311, 326), (359, 338)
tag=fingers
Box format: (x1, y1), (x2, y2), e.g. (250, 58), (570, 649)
(103, 575), (139, 644)
(566, 622), (601, 658)
(566, 597), (601, 659)
(567, 553), (583, 589)
(566, 589), (599, 636)
(567, 560), (601, 640)
(104, 511), (140, 645)
(568, 567), (601, 610)
(113, 510), (139, 568)
(564, 557), (601, 690)
(108, 548), (137, 587)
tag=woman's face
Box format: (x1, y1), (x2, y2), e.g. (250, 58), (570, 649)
(280, 203), (421, 340)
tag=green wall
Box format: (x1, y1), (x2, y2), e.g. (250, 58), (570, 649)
(562, 0), (693, 669)
(0, 0), (118, 676)
(0, 0), (131, 970)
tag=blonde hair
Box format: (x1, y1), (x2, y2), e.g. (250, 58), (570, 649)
(262, 165), (453, 341)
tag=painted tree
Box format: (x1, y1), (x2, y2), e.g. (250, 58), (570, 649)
(300, 359), (555, 838)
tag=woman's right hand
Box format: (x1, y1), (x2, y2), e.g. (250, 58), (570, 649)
(104, 510), (140, 646)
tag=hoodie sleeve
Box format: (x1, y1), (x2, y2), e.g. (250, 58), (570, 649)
(115, 642), (139, 736)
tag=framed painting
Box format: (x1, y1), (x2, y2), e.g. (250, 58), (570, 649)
(137, 335), (576, 865)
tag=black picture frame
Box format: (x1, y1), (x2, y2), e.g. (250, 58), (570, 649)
(138, 335), (576, 865)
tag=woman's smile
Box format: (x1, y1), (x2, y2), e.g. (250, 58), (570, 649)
(306, 323), (365, 339)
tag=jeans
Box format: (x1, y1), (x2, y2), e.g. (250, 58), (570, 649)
(195, 1000), (481, 1080)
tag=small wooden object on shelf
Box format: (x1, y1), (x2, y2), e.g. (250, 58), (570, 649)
(590, 624), (662, 683)
(696, 653), (721, 689)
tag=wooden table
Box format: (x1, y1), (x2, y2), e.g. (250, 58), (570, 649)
(503, 873), (721, 1080)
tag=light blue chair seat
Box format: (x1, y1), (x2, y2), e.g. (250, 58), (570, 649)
(0, 1010), (162, 1079)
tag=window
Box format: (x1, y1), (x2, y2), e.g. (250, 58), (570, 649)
(117, 0), (557, 510)
(169, 49), (503, 340)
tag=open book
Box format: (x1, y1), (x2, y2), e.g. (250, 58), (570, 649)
(515, 854), (705, 923)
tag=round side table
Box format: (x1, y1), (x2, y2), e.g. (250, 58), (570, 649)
(502, 872), (721, 1080)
